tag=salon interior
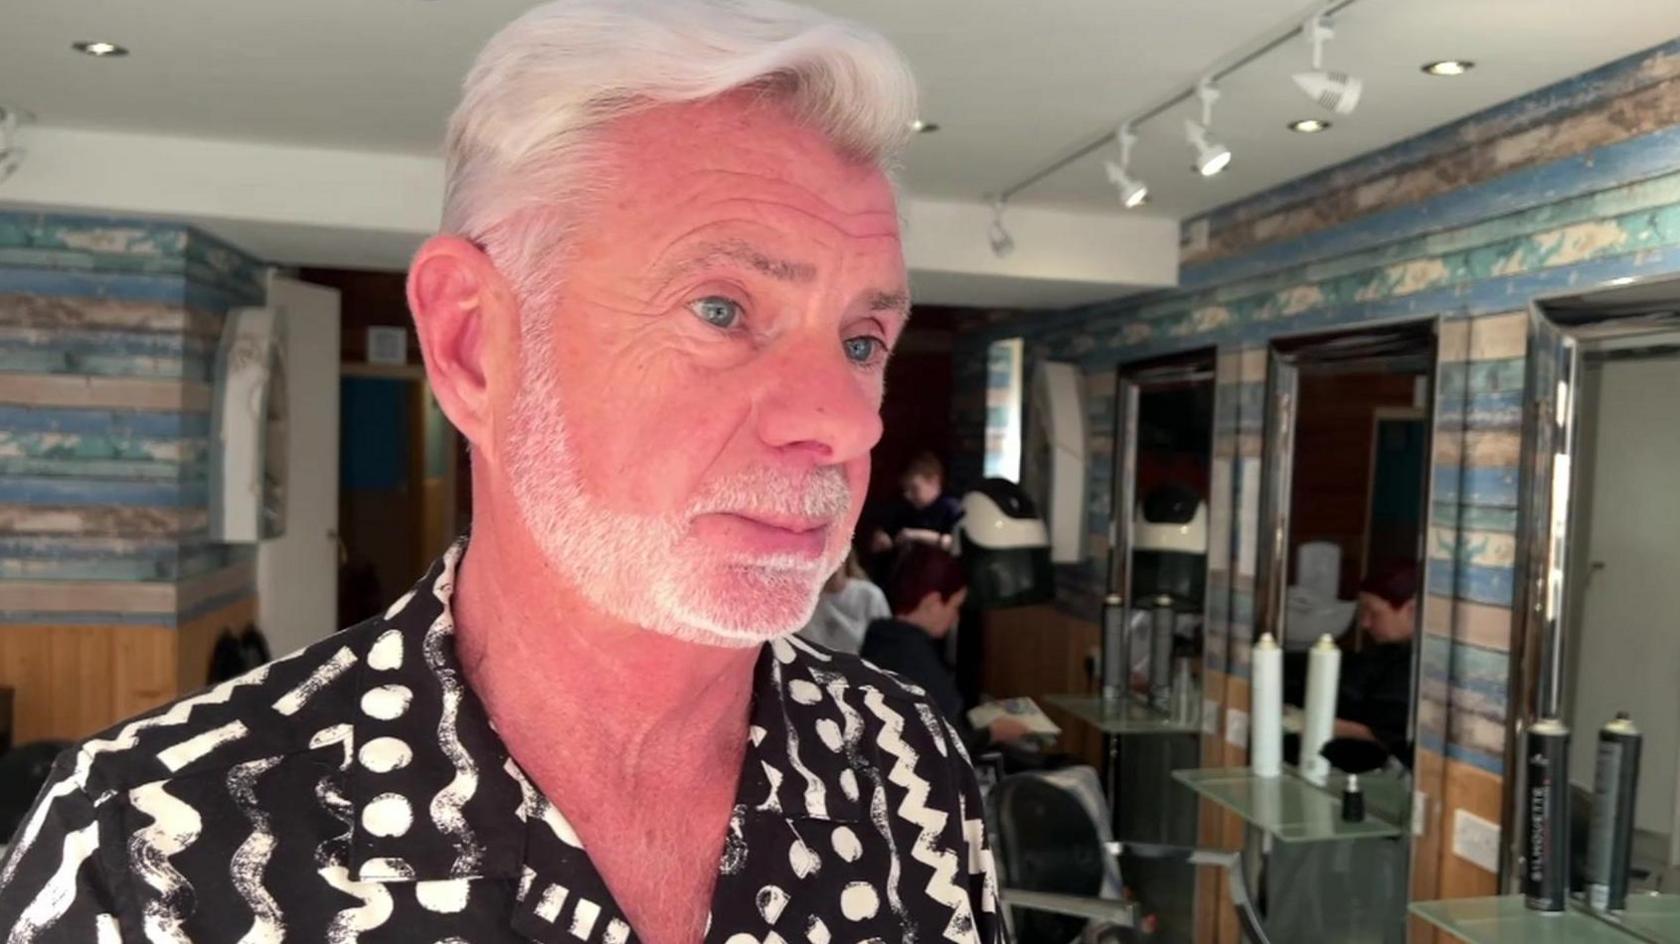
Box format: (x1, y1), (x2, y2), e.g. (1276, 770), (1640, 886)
(3, 2), (1680, 941)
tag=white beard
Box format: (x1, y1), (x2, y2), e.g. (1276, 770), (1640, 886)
(504, 315), (852, 648)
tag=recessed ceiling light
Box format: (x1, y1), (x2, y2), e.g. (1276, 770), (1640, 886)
(1605, 276), (1638, 287)
(1288, 118), (1331, 133)
(73, 41), (129, 58)
(909, 119), (940, 134)
(1422, 60), (1473, 76)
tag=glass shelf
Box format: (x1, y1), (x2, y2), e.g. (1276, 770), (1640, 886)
(1043, 693), (1202, 736)
(1171, 767), (1404, 843)
(1411, 896), (1652, 943)
(1585, 893), (1680, 942)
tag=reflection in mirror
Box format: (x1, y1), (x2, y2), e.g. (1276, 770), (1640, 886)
(1524, 277), (1680, 941)
(1103, 350), (1217, 944)
(1251, 322), (1439, 944)
(1125, 378), (1214, 707)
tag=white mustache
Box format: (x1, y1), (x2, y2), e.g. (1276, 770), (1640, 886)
(687, 466), (852, 521)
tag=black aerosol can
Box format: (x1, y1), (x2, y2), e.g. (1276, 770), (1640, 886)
(1524, 717), (1571, 912)
(1586, 712), (1642, 912)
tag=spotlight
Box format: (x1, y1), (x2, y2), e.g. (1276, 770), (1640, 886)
(1185, 80), (1230, 177)
(1103, 123), (1149, 209)
(1292, 13), (1362, 115)
(909, 119), (941, 134)
(1288, 118), (1331, 133)
(1422, 60), (1474, 77)
(988, 198), (1015, 258)
(72, 41), (129, 58)
(1185, 122), (1231, 177)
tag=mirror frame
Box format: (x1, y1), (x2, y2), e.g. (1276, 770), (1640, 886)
(1500, 273), (1680, 888)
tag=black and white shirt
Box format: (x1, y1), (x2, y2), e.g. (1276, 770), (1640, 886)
(0, 542), (1001, 943)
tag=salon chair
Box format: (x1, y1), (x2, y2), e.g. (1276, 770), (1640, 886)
(987, 765), (1271, 943)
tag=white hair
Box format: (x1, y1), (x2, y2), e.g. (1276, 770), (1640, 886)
(443, 0), (918, 281)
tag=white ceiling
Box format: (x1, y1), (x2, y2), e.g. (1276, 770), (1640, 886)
(4, 1), (1679, 238)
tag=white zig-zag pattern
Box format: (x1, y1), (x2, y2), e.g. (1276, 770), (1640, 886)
(130, 780), (204, 944)
(0, 665), (274, 888)
(862, 689), (977, 944)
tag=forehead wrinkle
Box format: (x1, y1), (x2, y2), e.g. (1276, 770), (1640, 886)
(639, 166), (902, 240)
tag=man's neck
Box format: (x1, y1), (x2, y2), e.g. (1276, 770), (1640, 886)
(451, 508), (760, 783)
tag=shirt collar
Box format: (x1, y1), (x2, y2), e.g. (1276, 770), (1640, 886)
(346, 540), (865, 893)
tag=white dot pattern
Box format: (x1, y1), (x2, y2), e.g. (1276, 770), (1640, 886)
(361, 792), (413, 838)
(358, 737), (413, 773)
(360, 684), (413, 720)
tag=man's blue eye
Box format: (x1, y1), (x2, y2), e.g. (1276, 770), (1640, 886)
(844, 337), (884, 364)
(690, 296), (742, 329)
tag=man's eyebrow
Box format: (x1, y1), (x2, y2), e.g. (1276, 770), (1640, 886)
(659, 239), (817, 284)
(868, 290), (911, 316)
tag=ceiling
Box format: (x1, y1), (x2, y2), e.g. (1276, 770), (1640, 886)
(4, 1), (1680, 225)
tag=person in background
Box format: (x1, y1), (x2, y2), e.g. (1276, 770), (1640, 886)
(863, 545), (1032, 755)
(796, 550), (889, 655)
(1334, 561), (1420, 766)
(870, 451), (963, 555)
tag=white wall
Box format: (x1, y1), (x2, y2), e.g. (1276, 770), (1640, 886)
(256, 274), (343, 658)
(1566, 354), (1680, 838)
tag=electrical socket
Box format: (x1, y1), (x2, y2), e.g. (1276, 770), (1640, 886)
(1452, 809), (1501, 874)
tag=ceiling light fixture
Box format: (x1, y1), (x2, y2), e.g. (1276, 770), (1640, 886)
(1288, 118), (1331, 133)
(1103, 122), (1149, 209)
(72, 41), (129, 58)
(909, 119), (941, 134)
(987, 197), (1016, 258)
(1292, 11), (1362, 115)
(1184, 78), (1232, 177)
(1422, 59), (1474, 76)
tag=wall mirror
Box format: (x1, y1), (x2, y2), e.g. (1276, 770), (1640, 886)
(1506, 275), (1680, 942)
(1253, 319), (1445, 943)
(1101, 347), (1218, 943)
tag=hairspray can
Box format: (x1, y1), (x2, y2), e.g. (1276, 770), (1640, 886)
(1102, 594), (1127, 702)
(1148, 595), (1175, 712)
(1524, 717), (1571, 912)
(1586, 712), (1642, 912)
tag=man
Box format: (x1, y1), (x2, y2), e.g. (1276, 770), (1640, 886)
(0, 2), (1001, 942)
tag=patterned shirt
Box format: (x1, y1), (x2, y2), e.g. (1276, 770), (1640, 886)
(0, 542), (1001, 943)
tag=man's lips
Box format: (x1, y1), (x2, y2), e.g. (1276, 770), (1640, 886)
(697, 512), (833, 559)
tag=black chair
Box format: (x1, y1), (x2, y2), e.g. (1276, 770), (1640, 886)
(987, 765), (1273, 943)
(988, 766), (1130, 943)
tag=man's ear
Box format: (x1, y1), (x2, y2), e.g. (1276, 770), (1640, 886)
(408, 236), (516, 455)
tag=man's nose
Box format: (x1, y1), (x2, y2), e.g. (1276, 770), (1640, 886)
(752, 333), (883, 465)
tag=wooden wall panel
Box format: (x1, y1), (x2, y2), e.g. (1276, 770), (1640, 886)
(0, 593), (255, 745)
(1436, 758), (1505, 898)
(981, 604), (1102, 768)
